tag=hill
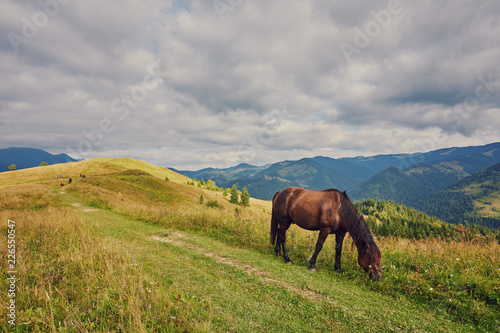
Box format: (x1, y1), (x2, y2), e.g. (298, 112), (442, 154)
(350, 142), (500, 207)
(175, 142), (500, 201)
(0, 158), (498, 331)
(0, 147), (77, 172)
(417, 162), (500, 229)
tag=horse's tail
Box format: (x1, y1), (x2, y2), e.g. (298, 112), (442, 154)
(270, 191), (280, 245)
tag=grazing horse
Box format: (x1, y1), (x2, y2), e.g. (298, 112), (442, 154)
(271, 187), (382, 280)
(57, 174), (63, 179)
(60, 183), (65, 187)
(68, 178), (72, 184)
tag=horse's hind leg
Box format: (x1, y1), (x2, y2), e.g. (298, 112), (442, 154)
(281, 240), (291, 264)
(308, 228), (330, 271)
(275, 235), (281, 257)
(334, 232), (346, 273)
(278, 223), (291, 264)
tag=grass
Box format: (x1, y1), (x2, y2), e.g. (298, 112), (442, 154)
(0, 208), (181, 331)
(462, 182), (500, 219)
(1, 158), (499, 332)
(476, 196), (500, 218)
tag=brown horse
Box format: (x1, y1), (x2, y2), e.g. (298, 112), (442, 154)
(271, 187), (382, 280)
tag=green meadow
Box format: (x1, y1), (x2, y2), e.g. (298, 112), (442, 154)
(1, 158), (498, 332)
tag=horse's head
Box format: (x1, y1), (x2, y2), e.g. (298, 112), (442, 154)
(358, 243), (383, 281)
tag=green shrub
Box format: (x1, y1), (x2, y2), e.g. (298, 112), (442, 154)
(206, 200), (220, 209)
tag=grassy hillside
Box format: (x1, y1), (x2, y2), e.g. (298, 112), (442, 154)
(1, 159), (499, 331)
(452, 162), (500, 220)
(418, 163), (500, 229)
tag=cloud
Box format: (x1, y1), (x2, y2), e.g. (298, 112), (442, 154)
(1, 0), (500, 169)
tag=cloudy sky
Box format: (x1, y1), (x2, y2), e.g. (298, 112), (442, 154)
(1, 0), (500, 170)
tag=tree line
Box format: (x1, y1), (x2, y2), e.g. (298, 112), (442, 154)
(355, 198), (498, 241)
(190, 178), (250, 207)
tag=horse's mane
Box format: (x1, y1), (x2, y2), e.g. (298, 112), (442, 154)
(339, 192), (380, 258)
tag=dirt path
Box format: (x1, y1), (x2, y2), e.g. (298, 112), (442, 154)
(151, 234), (324, 301)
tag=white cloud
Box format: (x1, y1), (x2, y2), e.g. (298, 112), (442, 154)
(1, 0), (500, 169)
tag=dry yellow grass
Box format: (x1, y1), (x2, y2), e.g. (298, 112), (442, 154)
(0, 198), (180, 331)
(0, 157), (190, 187)
(0, 160), (119, 186)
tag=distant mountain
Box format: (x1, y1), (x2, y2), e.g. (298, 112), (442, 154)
(340, 153), (423, 174)
(232, 158), (372, 200)
(350, 142), (500, 206)
(0, 147), (77, 172)
(416, 163), (500, 229)
(173, 157), (373, 200)
(170, 163), (270, 187)
(173, 142), (500, 201)
(349, 161), (471, 206)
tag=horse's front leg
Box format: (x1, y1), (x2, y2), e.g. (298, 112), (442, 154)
(308, 228), (330, 271)
(334, 232), (346, 273)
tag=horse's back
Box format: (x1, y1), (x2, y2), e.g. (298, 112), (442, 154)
(274, 187), (342, 205)
(273, 187), (343, 230)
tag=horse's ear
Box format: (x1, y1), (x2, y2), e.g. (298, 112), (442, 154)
(342, 190), (347, 196)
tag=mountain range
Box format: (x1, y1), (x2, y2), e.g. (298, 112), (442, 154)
(172, 142), (500, 200)
(172, 142), (500, 228)
(0, 147), (77, 172)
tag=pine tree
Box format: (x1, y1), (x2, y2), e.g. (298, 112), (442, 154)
(240, 187), (250, 207)
(230, 184), (239, 204)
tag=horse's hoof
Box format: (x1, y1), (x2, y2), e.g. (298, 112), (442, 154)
(336, 268), (344, 274)
(308, 267), (316, 272)
(285, 260), (292, 265)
